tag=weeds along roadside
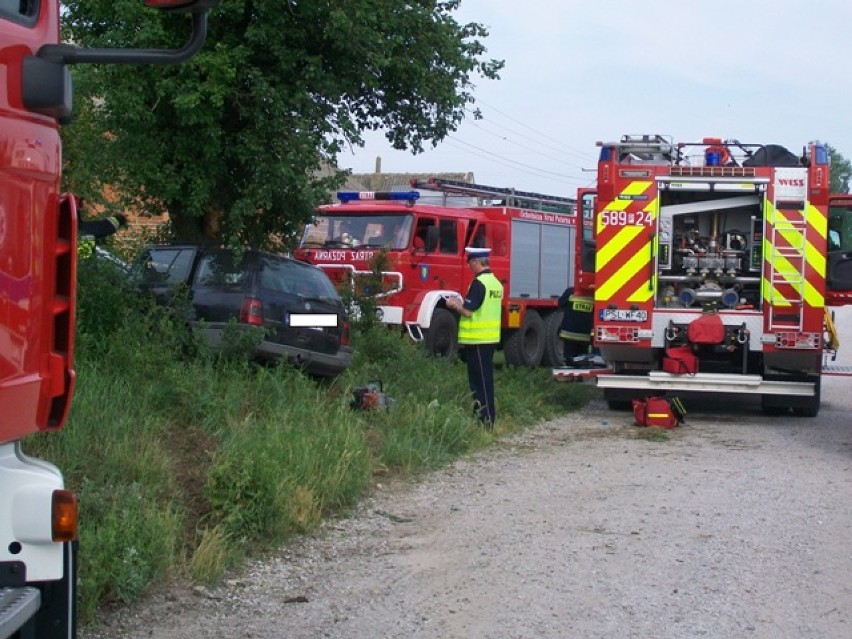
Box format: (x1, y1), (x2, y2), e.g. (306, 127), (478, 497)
(25, 253), (594, 626)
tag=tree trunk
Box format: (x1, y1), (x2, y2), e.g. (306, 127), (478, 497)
(169, 205), (224, 244)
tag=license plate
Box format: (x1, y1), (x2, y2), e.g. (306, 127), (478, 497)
(600, 309), (647, 322)
(288, 313), (338, 328)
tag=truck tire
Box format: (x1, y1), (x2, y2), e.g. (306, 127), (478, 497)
(604, 388), (633, 411)
(792, 377), (821, 417)
(760, 395), (789, 416)
(504, 309), (545, 368)
(423, 308), (458, 360)
(761, 377), (820, 417)
(541, 310), (565, 367)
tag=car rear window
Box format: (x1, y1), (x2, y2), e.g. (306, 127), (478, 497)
(139, 247), (196, 285)
(194, 253), (249, 289)
(259, 256), (339, 300)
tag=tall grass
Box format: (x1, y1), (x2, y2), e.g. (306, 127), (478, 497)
(24, 256), (593, 626)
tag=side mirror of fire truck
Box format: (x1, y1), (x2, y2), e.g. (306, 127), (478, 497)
(22, 0), (220, 122)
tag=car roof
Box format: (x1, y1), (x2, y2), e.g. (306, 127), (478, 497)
(146, 244), (296, 261)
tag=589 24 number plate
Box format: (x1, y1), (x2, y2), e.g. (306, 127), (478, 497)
(600, 309), (647, 322)
(600, 210), (652, 226)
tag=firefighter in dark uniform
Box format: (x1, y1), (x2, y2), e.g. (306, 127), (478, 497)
(557, 286), (594, 365)
(75, 193), (127, 258)
(445, 247), (503, 428)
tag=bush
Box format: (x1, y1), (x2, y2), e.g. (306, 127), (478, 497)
(205, 388), (371, 543)
(77, 482), (180, 621)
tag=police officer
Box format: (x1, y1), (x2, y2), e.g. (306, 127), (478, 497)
(445, 246), (503, 428)
(557, 286), (594, 366)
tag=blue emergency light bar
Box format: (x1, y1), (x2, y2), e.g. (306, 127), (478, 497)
(336, 191), (420, 203)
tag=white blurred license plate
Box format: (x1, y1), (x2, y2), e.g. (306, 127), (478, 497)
(600, 309), (647, 322)
(289, 314), (337, 328)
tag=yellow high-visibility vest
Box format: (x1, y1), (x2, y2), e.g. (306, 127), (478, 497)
(458, 272), (502, 345)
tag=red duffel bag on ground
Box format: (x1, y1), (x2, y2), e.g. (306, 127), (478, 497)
(632, 396), (687, 429)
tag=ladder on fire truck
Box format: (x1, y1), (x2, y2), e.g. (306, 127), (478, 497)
(766, 176), (808, 331)
(411, 177), (576, 215)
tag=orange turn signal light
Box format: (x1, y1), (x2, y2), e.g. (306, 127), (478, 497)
(52, 490), (78, 543)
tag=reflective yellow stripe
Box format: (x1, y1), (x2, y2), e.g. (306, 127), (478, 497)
(774, 208), (826, 277)
(762, 275), (791, 307)
(804, 201), (828, 307)
(459, 321), (501, 341)
(596, 239), (651, 301)
(626, 276), (655, 303)
(770, 253), (824, 307)
(806, 202), (827, 240)
(764, 203), (826, 308)
(597, 224), (644, 272)
(804, 280), (824, 308)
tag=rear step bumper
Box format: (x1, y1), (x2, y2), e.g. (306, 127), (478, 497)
(596, 372), (815, 396)
(0, 587), (40, 639)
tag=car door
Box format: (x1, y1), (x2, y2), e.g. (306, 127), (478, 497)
(134, 246), (198, 304)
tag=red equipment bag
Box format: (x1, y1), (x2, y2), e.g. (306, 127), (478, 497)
(687, 312), (725, 344)
(632, 396), (686, 429)
(350, 380), (393, 410)
(662, 345), (698, 375)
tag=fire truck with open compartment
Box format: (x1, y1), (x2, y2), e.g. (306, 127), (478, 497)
(0, 2), (216, 637)
(555, 134), (852, 416)
(293, 177), (578, 367)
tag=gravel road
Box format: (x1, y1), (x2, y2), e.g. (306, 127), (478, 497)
(86, 311), (852, 639)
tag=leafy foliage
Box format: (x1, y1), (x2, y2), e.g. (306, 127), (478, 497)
(60, 0), (503, 245)
(827, 143), (852, 193)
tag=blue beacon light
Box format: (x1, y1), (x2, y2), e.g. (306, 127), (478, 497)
(336, 191), (420, 202)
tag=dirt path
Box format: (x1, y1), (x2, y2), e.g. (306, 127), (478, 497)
(85, 312), (852, 639)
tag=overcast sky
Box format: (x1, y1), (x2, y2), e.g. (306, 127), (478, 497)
(338, 0), (852, 198)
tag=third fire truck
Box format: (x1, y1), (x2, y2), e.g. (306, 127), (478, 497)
(556, 135), (852, 416)
(293, 178), (578, 367)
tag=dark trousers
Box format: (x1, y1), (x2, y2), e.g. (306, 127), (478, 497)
(562, 338), (590, 363)
(463, 344), (495, 427)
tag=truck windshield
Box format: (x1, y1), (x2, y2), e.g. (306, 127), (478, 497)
(300, 214), (414, 250)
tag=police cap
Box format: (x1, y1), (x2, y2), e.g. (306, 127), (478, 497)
(464, 246), (492, 260)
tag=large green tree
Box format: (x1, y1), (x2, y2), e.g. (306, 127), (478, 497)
(61, 0), (502, 246)
(827, 144), (852, 193)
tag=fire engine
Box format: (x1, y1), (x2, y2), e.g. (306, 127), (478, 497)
(555, 134), (852, 416)
(293, 177), (578, 367)
(0, 2), (215, 637)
